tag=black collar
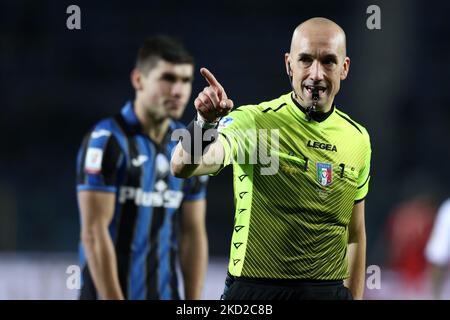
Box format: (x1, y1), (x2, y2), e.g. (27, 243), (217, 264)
(291, 94), (335, 123)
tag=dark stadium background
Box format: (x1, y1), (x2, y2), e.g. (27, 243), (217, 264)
(1, 0), (449, 298)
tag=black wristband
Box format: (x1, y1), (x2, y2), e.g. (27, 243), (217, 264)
(180, 119), (218, 164)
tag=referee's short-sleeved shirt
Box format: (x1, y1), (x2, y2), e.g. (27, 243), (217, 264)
(76, 101), (207, 300)
(212, 92), (371, 280)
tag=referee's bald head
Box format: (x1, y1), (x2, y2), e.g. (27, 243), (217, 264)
(290, 17), (347, 60)
(285, 17), (350, 112)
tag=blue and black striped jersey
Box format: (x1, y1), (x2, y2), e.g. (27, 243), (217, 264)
(76, 101), (207, 300)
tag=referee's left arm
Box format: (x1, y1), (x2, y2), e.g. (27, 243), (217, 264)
(345, 200), (366, 299)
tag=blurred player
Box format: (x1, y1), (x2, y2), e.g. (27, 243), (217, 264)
(171, 18), (371, 300)
(384, 195), (435, 295)
(425, 198), (450, 299)
(76, 36), (208, 300)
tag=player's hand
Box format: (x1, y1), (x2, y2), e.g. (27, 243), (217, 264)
(194, 68), (234, 123)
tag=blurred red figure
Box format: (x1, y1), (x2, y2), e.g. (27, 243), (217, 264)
(385, 197), (436, 290)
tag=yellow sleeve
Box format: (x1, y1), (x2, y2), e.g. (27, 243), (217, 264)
(355, 129), (371, 202)
(209, 107), (255, 176)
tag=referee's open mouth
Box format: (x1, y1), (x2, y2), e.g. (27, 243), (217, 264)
(303, 85), (327, 99)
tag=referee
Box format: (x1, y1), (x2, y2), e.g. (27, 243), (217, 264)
(171, 18), (371, 300)
(76, 36), (208, 300)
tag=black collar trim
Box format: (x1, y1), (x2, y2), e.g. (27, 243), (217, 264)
(290, 94), (334, 122)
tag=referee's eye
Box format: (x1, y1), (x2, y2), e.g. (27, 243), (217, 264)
(299, 57), (313, 66)
(322, 55), (338, 67)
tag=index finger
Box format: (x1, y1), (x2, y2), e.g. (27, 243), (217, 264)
(200, 67), (223, 89)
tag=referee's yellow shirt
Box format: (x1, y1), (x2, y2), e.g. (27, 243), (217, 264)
(213, 92), (371, 280)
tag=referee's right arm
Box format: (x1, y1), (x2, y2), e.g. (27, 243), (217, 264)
(171, 68), (233, 178)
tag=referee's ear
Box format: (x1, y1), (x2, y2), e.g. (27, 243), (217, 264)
(131, 68), (143, 91)
(340, 57), (350, 80)
(284, 53), (292, 77)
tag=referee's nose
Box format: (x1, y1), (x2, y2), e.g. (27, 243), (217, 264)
(309, 60), (325, 82)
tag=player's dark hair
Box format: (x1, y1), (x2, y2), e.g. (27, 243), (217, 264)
(136, 35), (194, 74)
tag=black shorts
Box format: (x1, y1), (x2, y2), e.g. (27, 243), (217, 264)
(221, 273), (353, 300)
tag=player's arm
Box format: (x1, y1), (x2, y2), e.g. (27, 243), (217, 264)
(171, 68), (233, 178)
(179, 199), (208, 300)
(78, 191), (124, 300)
(344, 200), (366, 300)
